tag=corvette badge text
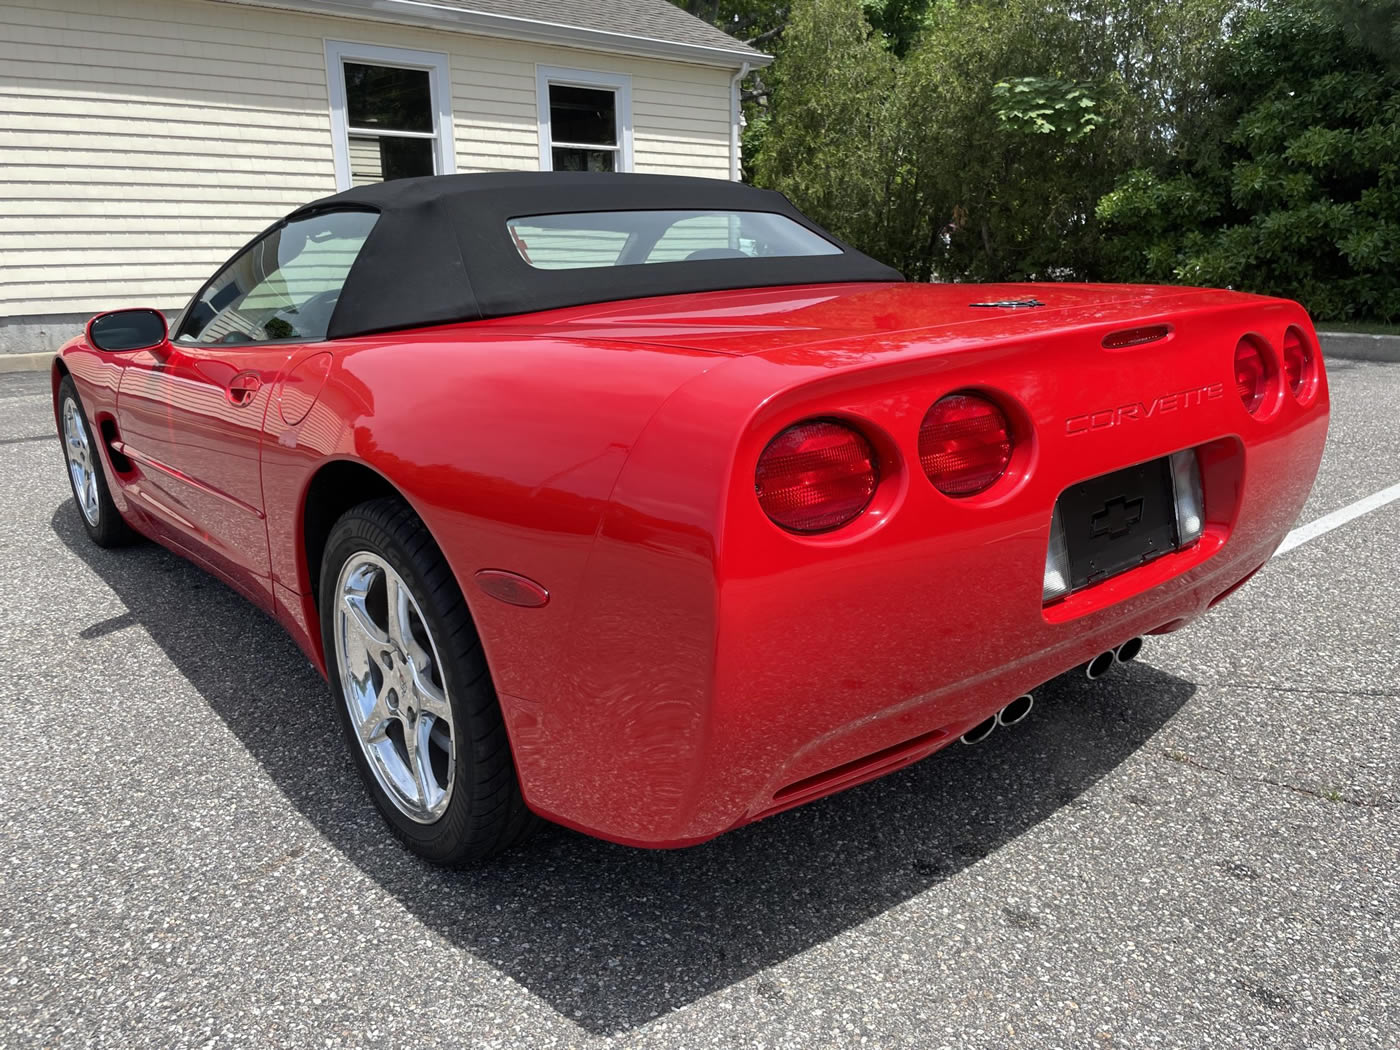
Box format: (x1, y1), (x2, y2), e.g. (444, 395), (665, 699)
(1065, 383), (1225, 435)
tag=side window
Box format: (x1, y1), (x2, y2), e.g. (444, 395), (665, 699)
(177, 210), (379, 345)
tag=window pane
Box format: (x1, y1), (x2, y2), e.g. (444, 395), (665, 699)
(647, 214), (739, 263)
(345, 62), (433, 133)
(507, 210), (842, 270)
(506, 225), (630, 269)
(179, 211), (379, 343)
(350, 134), (435, 185)
(549, 84), (616, 146)
(551, 147), (616, 173)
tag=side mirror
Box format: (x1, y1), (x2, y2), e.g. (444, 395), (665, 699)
(87, 308), (169, 353)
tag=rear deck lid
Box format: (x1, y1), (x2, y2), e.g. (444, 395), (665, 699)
(503, 281), (1261, 357)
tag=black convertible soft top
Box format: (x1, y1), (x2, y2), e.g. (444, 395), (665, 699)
(285, 172), (904, 340)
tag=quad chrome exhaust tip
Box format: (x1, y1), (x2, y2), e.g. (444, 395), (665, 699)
(1114, 636), (1144, 664)
(1085, 636), (1145, 680)
(997, 693), (1035, 727)
(1084, 650), (1116, 680)
(959, 716), (998, 745)
(961, 693), (1036, 744)
(965, 638), (1145, 744)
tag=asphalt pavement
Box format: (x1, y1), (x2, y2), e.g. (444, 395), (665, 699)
(1, 361), (1396, 1049)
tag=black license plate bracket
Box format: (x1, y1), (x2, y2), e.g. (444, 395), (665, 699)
(1060, 458), (1179, 591)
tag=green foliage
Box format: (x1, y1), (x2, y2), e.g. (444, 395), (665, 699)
(993, 78), (1105, 141)
(670, 0), (933, 55)
(861, 0), (935, 56)
(1333, 0), (1400, 69)
(886, 0), (1104, 281)
(750, 0), (900, 254)
(681, 0), (1398, 321)
(1097, 1), (1400, 321)
(670, 0), (788, 43)
(751, 0), (1235, 283)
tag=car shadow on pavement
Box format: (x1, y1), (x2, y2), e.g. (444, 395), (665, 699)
(54, 503), (1198, 1036)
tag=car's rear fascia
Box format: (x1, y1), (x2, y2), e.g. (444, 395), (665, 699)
(500, 290), (1329, 847)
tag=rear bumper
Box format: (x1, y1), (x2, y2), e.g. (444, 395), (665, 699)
(511, 436), (1322, 847)
(512, 535), (1281, 847)
(502, 300), (1330, 847)
(716, 534), (1270, 834)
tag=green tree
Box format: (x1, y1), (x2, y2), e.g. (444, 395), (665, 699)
(750, 0), (1235, 282)
(671, 0), (934, 55)
(751, 0), (900, 255)
(1333, 0), (1400, 68)
(1098, 1), (1400, 321)
(671, 0), (790, 48)
(879, 0), (1233, 281)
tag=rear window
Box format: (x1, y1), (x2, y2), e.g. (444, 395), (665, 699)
(505, 209), (843, 270)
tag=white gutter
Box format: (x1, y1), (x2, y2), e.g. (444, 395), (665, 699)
(729, 60), (750, 181)
(217, 0), (773, 69)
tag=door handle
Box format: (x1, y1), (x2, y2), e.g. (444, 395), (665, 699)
(226, 372), (262, 406)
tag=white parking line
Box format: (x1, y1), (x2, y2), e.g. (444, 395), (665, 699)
(1275, 480), (1400, 556)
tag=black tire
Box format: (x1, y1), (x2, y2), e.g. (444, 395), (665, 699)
(56, 375), (138, 548)
(319, 497), (536, 864)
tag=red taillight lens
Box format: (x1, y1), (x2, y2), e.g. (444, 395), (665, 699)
(919, 393), (1013, 497)
(755, 419), (878, 533)
(1283, 326), (1315, 401)
(1233, 337), (1272, 415)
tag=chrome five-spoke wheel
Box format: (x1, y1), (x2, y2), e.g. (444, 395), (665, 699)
(321, 498), (535, 863)
(63, 397), (100, 527)
(333, 551), (456, 824)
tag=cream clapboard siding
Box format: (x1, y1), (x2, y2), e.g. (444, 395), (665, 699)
(0, 0), (735, 318)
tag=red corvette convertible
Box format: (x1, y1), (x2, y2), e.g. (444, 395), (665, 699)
(54, 173), (1328, 863)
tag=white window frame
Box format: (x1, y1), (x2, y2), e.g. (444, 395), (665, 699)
(325, 40), (457, 192)
(536, 65), (634, 173)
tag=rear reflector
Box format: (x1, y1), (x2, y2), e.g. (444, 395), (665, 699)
(919, 393), (1013, 497)
(1102, 324), (1170, 349)
(755, 419), (878, 533)
(1233, 337), (1273, 415)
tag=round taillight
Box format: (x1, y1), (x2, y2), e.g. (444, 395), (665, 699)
(755, 419), (878, 533)
(919, 393), (1013, 497)
(1233, 336), (1274, 415)
(1283, 326), (1315, 401)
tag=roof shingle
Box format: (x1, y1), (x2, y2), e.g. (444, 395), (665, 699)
(405, 0), (766, 61)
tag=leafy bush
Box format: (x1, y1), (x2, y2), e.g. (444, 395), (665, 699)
(714, 0), (1398, 320)
(1097, 1), (1400, 321)
(752, 0), (1232, 284)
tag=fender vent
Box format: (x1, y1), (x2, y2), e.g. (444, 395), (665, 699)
(99, 419), (133, 473)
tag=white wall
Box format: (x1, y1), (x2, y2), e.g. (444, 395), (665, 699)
(0, 0), (735, 323)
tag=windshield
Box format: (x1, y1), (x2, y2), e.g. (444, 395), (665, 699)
(505, 209), (843, 270)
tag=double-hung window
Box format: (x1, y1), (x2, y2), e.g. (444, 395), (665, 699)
(536, 66), (633, 173)
(326, 41), (456, 191)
